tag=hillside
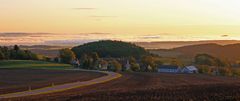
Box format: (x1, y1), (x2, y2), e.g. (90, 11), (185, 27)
(19, 45), (70, 58)
(151, 43), (240, 62)
(136, 40), (240, 49)
(72, 40), (148, 58)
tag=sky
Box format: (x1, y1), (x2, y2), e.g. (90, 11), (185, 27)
(1, 0), (240, 45)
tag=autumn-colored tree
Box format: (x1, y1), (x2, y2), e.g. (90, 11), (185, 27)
(59, 48), (76, 64)
(141, 55), (157, 71)
(110, 60), (122, 72)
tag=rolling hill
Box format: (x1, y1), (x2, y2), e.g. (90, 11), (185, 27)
(151, 43), (240, 62)
(136, 40), (240, 49)
(72, 40), (148, 58)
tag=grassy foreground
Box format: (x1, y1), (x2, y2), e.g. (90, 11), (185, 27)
(0, 60), (73, 70)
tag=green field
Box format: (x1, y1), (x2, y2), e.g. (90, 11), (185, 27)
(0, 60), (73, 70)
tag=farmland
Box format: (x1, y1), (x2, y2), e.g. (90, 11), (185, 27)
(0, 60), (106, 95)
(0, 69), (106, 95)
(8, 72), (240, 101)
(0, 60), (72, 70)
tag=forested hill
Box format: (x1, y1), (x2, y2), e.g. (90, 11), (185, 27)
(72, 40), (148, 58)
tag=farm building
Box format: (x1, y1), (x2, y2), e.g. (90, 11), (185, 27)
(98, 60), (109, 70)
(158, 65), (181, 73)
(182, 66), (198, 73)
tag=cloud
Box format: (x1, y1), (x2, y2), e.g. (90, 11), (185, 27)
(221, 35), (229, 37)
(84, 32), (112, 35)
(0, 32), (113, 45)
(89, 16), (117, 18)
(139, 35), (161, 39)
(44, 39), (99, 45)
(0, 33), (31, 37)
(0, 33), (53, 38)
(72, 8), (97, 10)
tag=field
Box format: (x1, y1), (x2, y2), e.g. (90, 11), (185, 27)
(0, 60), (72, 69)
(0, 69), (106, 95)
(0, 60), (106, 95)
(8, 72), (240, 101)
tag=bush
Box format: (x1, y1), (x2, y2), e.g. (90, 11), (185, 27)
(131, 63), (140, 71)
(197, 65), (210, 74)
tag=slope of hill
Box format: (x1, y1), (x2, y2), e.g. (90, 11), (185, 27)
(136, 40), (240, 49)
(151, 43), (240, 62)
(72, 40), (148, 58)
(18, 45), (70, 58)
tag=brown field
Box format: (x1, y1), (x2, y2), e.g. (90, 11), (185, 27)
(0, 69), (106, 95)
(6, 72), (240, 101)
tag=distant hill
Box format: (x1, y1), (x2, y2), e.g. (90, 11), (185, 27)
(17, 45), (70, 58)
(72, 40), (148, 58)
(135, 40), (240, 49)
(151, 43), (240, 61)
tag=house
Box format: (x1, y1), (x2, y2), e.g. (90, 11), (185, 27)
(158, 65), (181, 73)
(99, 60), (109, 70)
(182, 66), (198, 73)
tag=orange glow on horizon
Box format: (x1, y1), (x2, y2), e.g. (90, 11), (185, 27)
(0, 0), (240, 45)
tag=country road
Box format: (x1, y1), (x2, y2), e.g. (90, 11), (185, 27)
(0, 69), (122, 99)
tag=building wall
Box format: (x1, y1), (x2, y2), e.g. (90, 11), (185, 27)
(158, 69), (178, 73)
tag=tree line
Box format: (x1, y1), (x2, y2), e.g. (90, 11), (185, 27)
(0, 45), (40, 60)
(194, 54), (239, 76)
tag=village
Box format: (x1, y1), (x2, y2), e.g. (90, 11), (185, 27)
(70, 57), (199, 74)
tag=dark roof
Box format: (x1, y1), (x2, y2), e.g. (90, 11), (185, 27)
(158, 65), (179, 69)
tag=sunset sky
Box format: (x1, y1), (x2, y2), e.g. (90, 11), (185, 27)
(1, 0), (240, 45)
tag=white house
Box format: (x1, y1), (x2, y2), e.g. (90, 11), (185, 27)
(158, 65), (181, 73)
(182, 66), (198, 73)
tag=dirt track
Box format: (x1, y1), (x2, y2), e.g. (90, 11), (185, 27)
(6, 72), (240, 101)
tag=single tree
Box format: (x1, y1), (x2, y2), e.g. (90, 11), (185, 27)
(14, 45), (20, 52)
(0, 51), (5, 60)
(110, 60), (122, 72)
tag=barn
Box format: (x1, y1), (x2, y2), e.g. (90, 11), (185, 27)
(158, 65), (181, 73)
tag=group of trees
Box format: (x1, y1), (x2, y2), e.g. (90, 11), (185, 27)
(140, 55), (183, 72)
(58, 48), (124, 71)
(0, 45), (39, 60)
(128, 57), (140, 71)
(195, 54), (234, 76)
(79, 52), (100, 70)
(59, 48), (76, 64)
(195, 54), (229, 67)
